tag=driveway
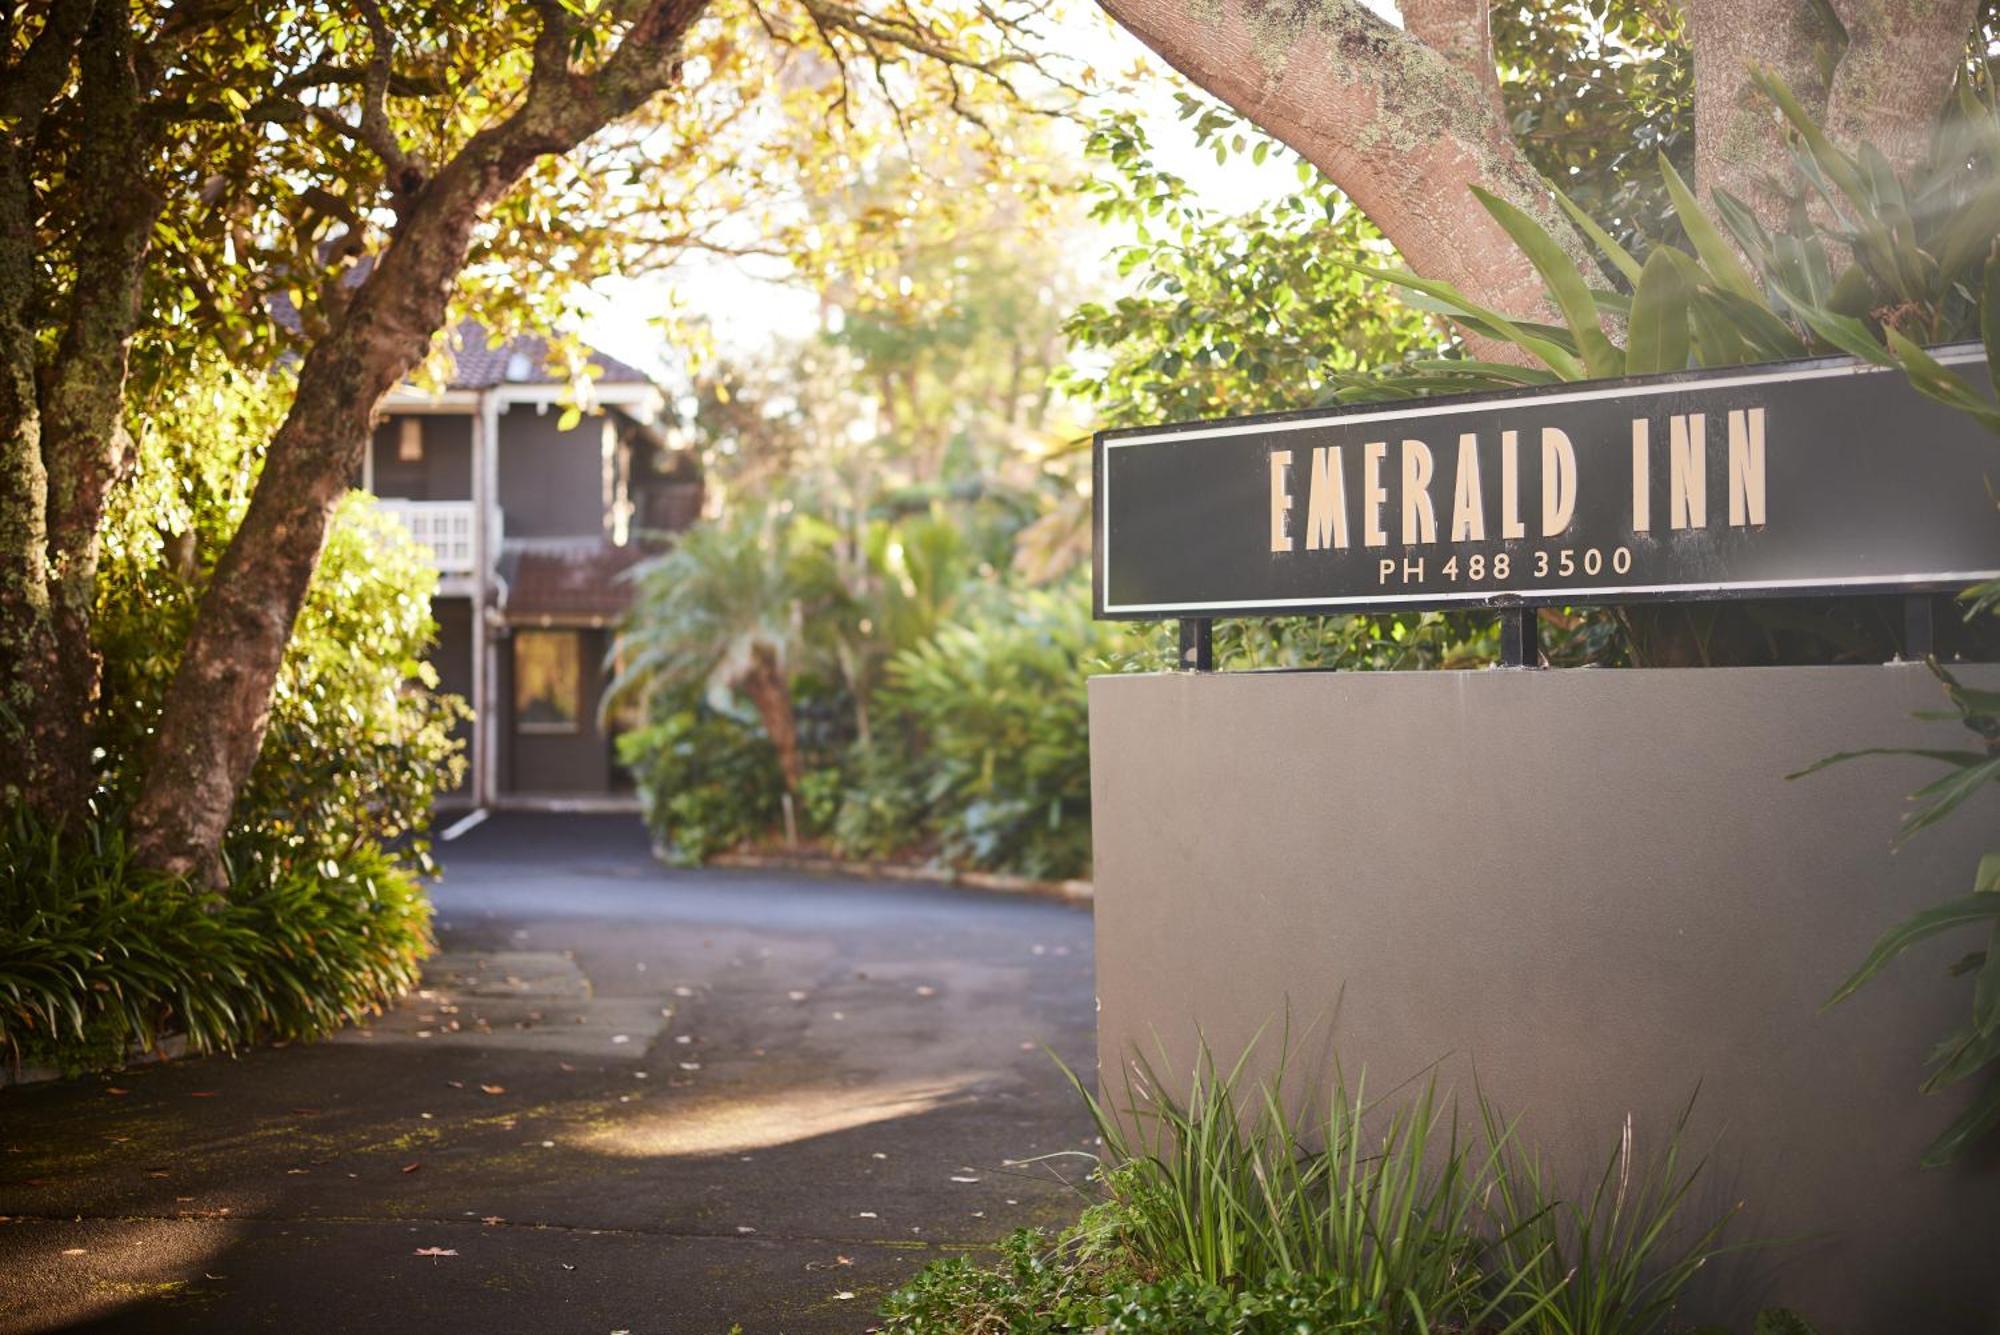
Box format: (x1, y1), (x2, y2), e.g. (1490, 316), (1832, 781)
(0, 815), (1098, 1333)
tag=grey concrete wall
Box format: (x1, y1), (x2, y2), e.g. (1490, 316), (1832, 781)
(1089, 664), (2000, 1332)
(497, 406), (608, 539)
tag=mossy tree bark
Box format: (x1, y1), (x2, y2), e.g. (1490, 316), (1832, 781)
(0, 0), (160, 823)
(125, 0), (712, 883)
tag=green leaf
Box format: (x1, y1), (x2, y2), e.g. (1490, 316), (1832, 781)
(1551, 187), (1642, 286)
(1336, 260), (1585, 379)
(1471, 186), (1624, 378)
(1884, 330), (2000, 435)
(1982, 253), (2000, 407)
(1978, 852), (2000, 894)
(1975, 922), (2000, 1036)
(1919, 1071), (2000, 1167)
(1659, 154), (1762, 304)
(1828, 266), (1875, 318)
(1827, 894), (2000, 1007)
(1625, 248), (1692, 376)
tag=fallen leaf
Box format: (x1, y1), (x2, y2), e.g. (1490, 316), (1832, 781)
(837, 1255), (853, 1266)
(787, 990), (808, 1002)
(61, 1248), (86, 1256)
(479, 1084), (505, 1095)
(677, 1062), (701, 1071)
(735, 1225), (757, 1234)
(915, 986), (936, 997)
(414, 1247), (457, 1260)
(189, 1091), (217, 1099)
(105, 1087), (129, 1097)
(557, 1062), (576, 1073)
(610, 1035), (631, 1045)
(482, 1216), (505, 1226)
(857, 1211), (878, 1219)
(950, 1175), (980, 1183)
(561, 1263), (576, 1271)
(445, 1080), (464, 1089)
(290, 1107), (322, 1116)
(834, 1291), (856, 1301)
(400, 1162), (422, 1174)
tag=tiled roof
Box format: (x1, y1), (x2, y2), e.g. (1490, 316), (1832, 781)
(442, 321), (654, 390)
(498, 539), (651, 623)
(270, 289), (655, 391)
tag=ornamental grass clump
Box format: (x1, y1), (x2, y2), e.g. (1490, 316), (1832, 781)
(883, 1036), (1812, 1335)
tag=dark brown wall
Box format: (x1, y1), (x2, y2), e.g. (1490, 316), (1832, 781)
(1089, 665), (2000, 1331)
(497, 407), (608, 539)
(370, 414), (473, 501)
(428, 597), (475, 799)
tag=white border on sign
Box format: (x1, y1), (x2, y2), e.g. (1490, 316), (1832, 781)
(1098, 350), (1995, 616)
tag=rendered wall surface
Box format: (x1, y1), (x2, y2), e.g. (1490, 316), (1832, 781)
(1088, 664), (2000, 1331)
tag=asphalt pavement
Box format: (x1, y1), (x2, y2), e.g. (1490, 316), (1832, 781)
(0, 815), (1098, 1334)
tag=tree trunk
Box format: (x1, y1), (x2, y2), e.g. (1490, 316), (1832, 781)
(127, 0), (709, 882)
(0, 0), (132, 823)
(740, 645), (803, 794)
(35, 0), (161, 821)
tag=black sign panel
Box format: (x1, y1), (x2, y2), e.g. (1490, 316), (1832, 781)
(1094, 348), (2000, 619)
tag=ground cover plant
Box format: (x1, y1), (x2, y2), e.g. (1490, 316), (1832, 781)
(880, 1041), (1819, 1335)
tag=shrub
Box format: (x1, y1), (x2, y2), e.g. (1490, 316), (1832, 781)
(0, 813), (431, 1073)
(826, 733), (933, 862)
(881, 590), (1112, 880)
(618, 696), (784, 865)
(95, 362), (467, 859)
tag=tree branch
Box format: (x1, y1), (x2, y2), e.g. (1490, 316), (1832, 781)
(1398, 0), (1500, 114)
(1092, 0), (1584, 344)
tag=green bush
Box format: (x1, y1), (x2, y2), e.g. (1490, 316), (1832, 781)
(95, 365), (468, 860)
(827, 733), (933, 862)
(881, 590), (1112, 880)
(618, 697), (784, 865)
(0, 813), (431, 1072)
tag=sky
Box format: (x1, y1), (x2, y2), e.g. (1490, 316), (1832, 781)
(577, 2), (1401, 381)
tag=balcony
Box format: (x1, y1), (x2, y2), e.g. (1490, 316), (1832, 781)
(375, 499), (481, 581)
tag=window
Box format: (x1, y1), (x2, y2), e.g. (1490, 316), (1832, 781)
(514, 630), (581, 733)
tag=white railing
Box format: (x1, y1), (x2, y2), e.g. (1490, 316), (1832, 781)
(375, 499), (479, 576)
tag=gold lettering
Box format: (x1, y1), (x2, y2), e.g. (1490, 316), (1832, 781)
(1670, 413), (1706, 530)
(1363, 441), (1389, 547)
(1631, 418), (1650, 533)
(1401, 439), (1437, 545)
(1728, 407), (1766, 526)
(1269, 449), (1294, 553)
(1450, 433), (1485, 542)
(1500, 429), (1525, 540)
(1305, 445), (1348, 550)
(1541, 427), (1577, 537)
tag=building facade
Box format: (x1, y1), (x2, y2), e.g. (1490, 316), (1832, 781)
(362, 325), (700, 809)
